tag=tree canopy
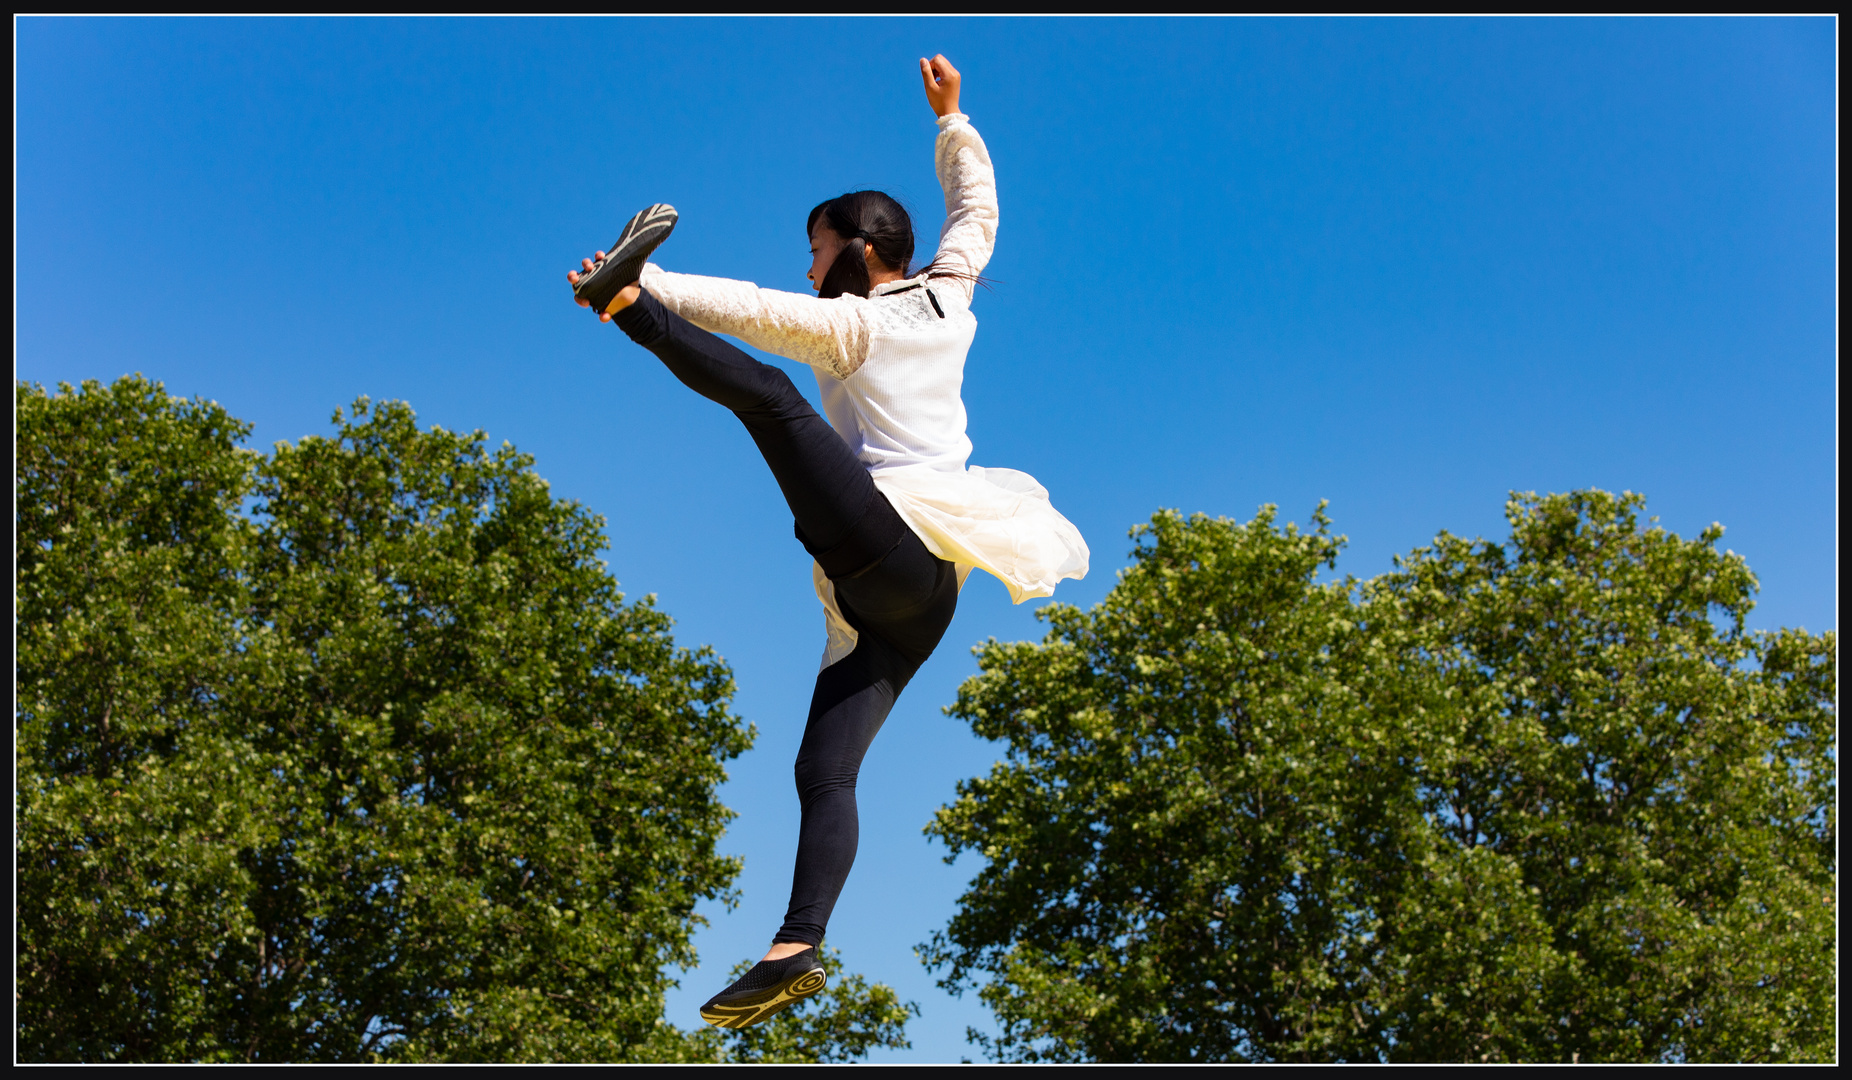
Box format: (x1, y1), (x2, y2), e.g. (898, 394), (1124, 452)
(16, 376), (1834, 1062)
(925, 495), (1835, 1063)
(15, 376), (912, 1062)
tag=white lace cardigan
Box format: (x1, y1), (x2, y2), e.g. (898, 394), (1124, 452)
(638, 113), (1089, 667)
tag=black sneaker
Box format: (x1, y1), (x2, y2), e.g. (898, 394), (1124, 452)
(698, 947), (828, 1029)
(574, 203), (678, 314)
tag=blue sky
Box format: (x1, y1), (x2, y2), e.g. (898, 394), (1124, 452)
(16, 17), (1836, 1062)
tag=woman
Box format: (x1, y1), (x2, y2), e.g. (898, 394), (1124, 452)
(569, 55), (1087, 1029)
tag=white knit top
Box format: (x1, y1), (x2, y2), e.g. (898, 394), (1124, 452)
(639, 113), (1089, 666)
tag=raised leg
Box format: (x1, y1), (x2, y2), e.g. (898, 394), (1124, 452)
(613, 290), (896, 570)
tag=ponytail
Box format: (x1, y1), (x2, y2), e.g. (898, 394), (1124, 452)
(818, 236), (873, 300)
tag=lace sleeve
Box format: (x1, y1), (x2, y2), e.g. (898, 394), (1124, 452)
(927, 113), (999, 303)
(637, 264), (872, 379)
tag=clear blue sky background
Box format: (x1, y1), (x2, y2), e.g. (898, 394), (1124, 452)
(16, 17), (1836, 1062)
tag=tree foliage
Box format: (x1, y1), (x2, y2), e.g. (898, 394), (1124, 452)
(16, 376), (911, 1062)
(925, 495), (1835, 1063)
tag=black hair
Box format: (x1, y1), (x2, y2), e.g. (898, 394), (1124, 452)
(807, 190), (983, 300)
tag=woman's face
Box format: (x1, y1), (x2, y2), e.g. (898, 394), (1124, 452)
(807, 222), (847, 294)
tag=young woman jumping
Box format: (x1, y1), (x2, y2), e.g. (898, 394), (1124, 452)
(567, 54), (1088, 1029)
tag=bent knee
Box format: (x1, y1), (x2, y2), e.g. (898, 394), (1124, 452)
(793, 760), (861, 803)
(734, 366), (811, 419)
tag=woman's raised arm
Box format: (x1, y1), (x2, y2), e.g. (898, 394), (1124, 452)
(920, 56), (997, 299)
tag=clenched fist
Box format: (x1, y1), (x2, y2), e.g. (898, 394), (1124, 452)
(919, 54), (962, 118)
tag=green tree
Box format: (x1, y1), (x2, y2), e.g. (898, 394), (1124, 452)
(924, 494), (1834, 1063)
(16, 376), (912, 1062)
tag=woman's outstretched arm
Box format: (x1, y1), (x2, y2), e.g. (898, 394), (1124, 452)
(638, 266), (873, 379)
(920, 55), (998, 302)
(572, 255), (873, 380)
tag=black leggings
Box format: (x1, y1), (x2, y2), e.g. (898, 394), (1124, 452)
(614, 291), (960, 946)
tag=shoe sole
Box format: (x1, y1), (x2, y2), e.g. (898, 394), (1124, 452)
(574, 203), (678, 314)
(699, 966), (827, 1029)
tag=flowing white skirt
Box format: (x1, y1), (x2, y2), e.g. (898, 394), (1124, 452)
(812, 464), (1090, 668)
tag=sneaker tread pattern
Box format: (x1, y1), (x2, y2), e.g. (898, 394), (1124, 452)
(699, 964), (827, 1030)
(575, 203), (677, 312)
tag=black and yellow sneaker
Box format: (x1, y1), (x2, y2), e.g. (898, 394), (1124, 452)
(574, 203), (678, 314)
(698, 947), (828, 1029)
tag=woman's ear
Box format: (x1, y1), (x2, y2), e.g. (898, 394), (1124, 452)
(862, 240), (894, 275)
